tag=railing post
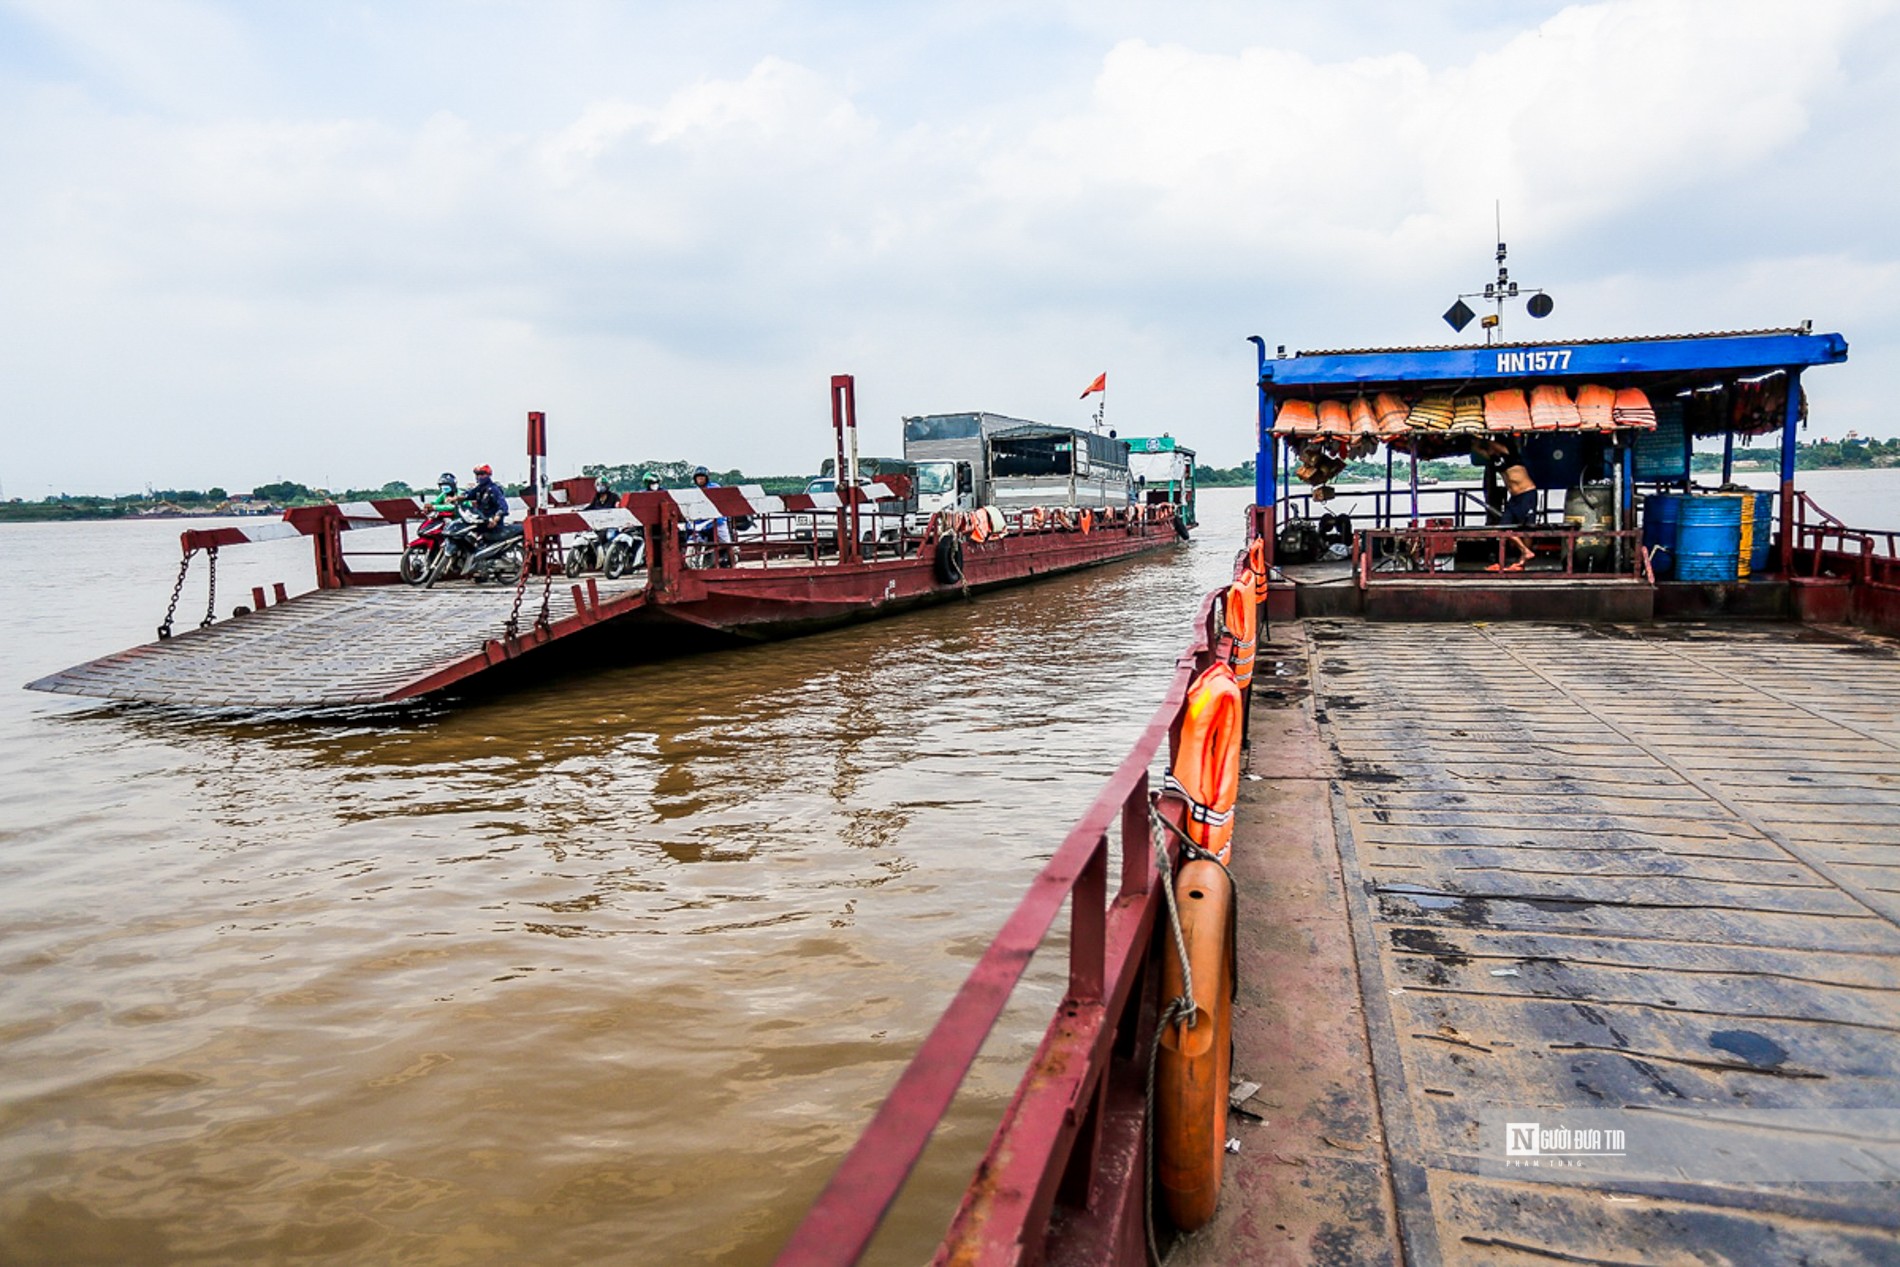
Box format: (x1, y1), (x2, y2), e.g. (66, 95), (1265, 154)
(1120, 774), (1151, 897)
(1068, 840), (1107, 1005)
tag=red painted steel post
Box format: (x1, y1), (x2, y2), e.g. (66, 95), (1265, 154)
(1120, 774), (1151, 897)
(1070, 839), (1107, 1005)
(272, 582), (288, 604)
(831, 375), (859, 565)
(527, 412), (548, 575)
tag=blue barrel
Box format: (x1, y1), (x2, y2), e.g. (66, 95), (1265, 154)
(1643, 493), (1683, 579)
(1675, 495), (1742, 582)
(1749, 490), (1774, 575)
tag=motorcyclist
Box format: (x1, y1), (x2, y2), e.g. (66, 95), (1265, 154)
(691, 465), (734, 566)
(641, 471), (662, 492)
(588, 478), (618, 509)
(427, 472), (459, 514)
(469, 464), (510, 542)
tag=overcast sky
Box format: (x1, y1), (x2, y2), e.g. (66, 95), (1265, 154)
(3, 0), (1896, 497)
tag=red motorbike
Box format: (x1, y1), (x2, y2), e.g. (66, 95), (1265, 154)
(399, 507), (457, 584)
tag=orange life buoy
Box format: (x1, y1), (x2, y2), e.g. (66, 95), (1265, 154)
(1168, 662), (1243, 864)
(1225, 581), (1256, 692)
(1156, 858), (1235, 1232)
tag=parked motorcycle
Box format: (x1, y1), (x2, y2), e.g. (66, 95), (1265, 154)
(565, 528), (617, 578)
(425, 509), (527, 587)
(400, 507), (457, 585)
(601, 527), (646, 579)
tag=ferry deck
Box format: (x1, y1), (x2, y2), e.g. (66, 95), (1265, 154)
(1193, 617), (1900, 1264)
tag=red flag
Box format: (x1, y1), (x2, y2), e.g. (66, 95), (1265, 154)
(1079, 372), (1106, 398)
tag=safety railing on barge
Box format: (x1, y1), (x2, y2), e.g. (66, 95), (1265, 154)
(1787, 491), (1900, 588)
(774, 572), (1244, 1265)
(1351, 524), (1656, 586)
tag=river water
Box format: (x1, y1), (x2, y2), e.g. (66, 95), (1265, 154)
(0, 489), (1251, 1266)
(8, 467), (1899, 1266)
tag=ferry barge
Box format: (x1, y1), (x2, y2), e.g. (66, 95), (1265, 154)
(25, 376), (1189, 709)
(779, 329), (1900, 1265)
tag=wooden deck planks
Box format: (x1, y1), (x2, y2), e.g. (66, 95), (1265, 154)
(1304, 619), (1900, 1264)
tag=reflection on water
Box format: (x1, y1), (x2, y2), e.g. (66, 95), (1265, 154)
(0, 492), (1250, 1265)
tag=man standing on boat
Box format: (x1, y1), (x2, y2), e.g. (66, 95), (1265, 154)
(1474, 439), (1537, 571)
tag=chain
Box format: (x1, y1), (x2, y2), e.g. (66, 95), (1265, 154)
(158, 549), (197, 640)
(200, 547), (219, 628)
(503, 557), (531, 642)
(534, 545), (556, 633)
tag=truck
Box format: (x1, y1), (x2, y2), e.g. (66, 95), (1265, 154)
(900, 412), (1135, 530)
(1125, 434), (1198, 528)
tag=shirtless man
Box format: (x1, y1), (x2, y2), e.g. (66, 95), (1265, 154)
(1476, 438), (1537, 570)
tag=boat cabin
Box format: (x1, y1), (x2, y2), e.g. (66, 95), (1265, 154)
(1248, 327), (1855, 622)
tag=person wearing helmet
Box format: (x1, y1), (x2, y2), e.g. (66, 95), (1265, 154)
(469, 464), (509, 539)
(587, 478), (618, 509)
(690, 465), (734, 566)
(641, 471), (662, 491)
(427, 472), (459, 514)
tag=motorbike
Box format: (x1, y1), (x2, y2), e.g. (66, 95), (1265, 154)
(424, 508), (527, 587)
(565, 527), (618, 578)
(601, 527), (647, 579)
(399, 506), (458, 585)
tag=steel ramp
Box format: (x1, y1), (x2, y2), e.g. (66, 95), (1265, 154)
(26, 579), (648, 708)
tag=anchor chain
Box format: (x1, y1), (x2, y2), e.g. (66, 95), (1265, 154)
(534, 549), (556, 633)
(157, 548), (198, 640)
(200, 547), (219, 628)
(503, 560), (531, 642)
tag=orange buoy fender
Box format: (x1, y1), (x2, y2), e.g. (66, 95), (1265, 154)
(1156, 858), (1236, 1232)
(1225, 582), (1256, 692)
(1168, 663), (1243, 863)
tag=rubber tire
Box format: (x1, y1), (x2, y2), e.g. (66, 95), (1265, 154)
(603, 538), (634, 580)
(933, 533), (964, 585)
(1173, 516), (1191, 540)
(399, 544), (433, 585)
(424, 543), (459, 588)
(497, 544), (526, 585)
(565, 546), (586, 579)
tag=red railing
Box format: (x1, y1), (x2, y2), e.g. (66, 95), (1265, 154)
(1788, 491), (1900, 588)
(775, 584), (1235, 1265)
(1351, 525), (1654, 586)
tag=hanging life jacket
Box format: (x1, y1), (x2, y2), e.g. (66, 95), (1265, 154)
(1166, 662), (1243, 864)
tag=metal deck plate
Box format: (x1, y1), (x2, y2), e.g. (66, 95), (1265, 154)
(27, 579), (647, 708)
(1309, 621), (1900, 1264)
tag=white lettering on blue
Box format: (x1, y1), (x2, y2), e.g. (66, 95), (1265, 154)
(1495, 350), (1573, 374)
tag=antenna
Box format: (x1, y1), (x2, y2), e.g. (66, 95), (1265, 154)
(1442, 205), (1553, 342)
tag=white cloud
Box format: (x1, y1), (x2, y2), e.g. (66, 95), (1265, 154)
(1, 0), (1897, 495)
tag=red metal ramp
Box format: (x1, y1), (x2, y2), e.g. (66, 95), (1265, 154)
(27, 579), (647, 708)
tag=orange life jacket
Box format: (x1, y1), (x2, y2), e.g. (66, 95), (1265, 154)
(1167, 662), (1242, 864)
(1225, 581), (1256, 692)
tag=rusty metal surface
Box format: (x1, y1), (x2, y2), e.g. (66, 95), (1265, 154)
(1170, 627), (1402, 1267)
(1304, 619), (1900, 1264)
(25, 578), (648, 708)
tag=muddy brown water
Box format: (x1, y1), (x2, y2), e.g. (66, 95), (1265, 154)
(0, 489), (1249, 1266)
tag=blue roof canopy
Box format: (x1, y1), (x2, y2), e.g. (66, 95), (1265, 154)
(1260, 329), (1847, 394)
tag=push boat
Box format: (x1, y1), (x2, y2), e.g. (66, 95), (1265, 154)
(779, 328), (1900, 1265)
(25, 376), (1190, 709)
